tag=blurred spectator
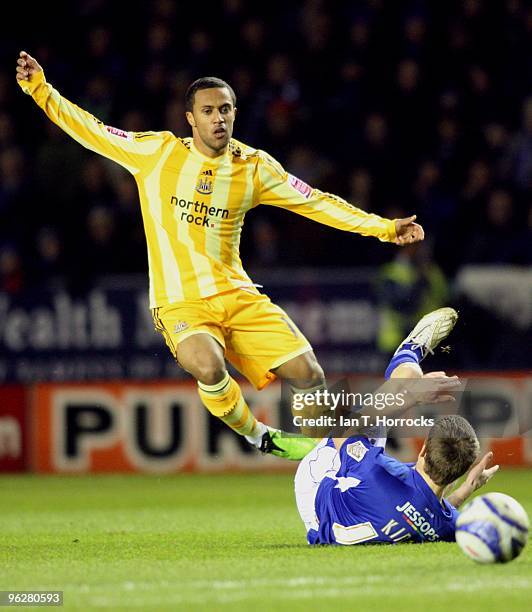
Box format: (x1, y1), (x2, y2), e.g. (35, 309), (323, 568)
(482, 123), (510, 165)
(347, 168), (373, 211)
(465, 189), (517, 264)
(34, 122), (85, 212)
(240, 19), (268, 66)
(164, 98), (189, 137)
(141, 63), (168, 119)
(151, 0), (177, 21)
(79, 157), (114, 209)
(286, 145), (332, 187)
(401, 14), (427, 58)
(299, 4), (335, 87)
(72, 206), (123, 285)
(0, 244), (24, 294)
(415, 160), (456, 221)
(376, 242), (449, 352)
(463, 65), (498, 127)
(346, 17), (373, 68)
(30, 227), (65, 286)
(390, 59), (429, 159)
(114, 173), (147, 273)
(120, 110), (149, 132)
(228, 67), (255, 136)
(81, 75), (113, 123)
(434, 117), (464, 186)
(146, 22), (174, 64)
(0, 148), (32, 244)
(460, 159), (492, 228)
(502, 96), (532, 192)
(85, 27), (119, 79)
(250, 219), (279, 266)
(187, 30), (214, 75)
(412, 159), (458, 274)
(0, 112), (16, 149)
(253, 54), (301, 155)
(0, 72), (15, 111)
(505, 204), (532, 265)
(353, 113), (397, 191)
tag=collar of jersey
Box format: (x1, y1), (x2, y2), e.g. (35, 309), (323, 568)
(412, 469), (453, 518)
(189, 140), (230, 165)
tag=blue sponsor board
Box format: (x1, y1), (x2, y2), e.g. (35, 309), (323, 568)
(0, 271), (384, 383)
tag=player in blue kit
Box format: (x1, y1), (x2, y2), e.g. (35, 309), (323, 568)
(295, 308), (499, 545)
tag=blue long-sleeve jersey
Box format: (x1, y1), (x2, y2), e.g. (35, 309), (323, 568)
(308, 436), (459, 545)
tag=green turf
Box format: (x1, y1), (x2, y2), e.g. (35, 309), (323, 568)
(1, 470), (531, 611)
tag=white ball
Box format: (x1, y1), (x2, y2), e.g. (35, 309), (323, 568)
(456, 492), (529, 564)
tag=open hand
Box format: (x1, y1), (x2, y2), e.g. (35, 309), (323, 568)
(465, 451), (500, 492)
(394, 215), (425, 245)
(16, 51), (42, 82)
(395, 371), (461, 408)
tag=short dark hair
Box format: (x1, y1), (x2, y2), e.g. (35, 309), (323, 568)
(185, 77), (237, 112)
(424, 415), (480, 485)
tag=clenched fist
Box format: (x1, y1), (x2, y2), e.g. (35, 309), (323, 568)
(16, 50), (42, 82)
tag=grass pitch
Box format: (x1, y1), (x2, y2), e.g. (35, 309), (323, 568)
(1, 470), (531, 611)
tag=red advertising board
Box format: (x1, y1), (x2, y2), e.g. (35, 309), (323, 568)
(0, 386), (27, 471)
(29, 381), (288, 474)
(25, 375), (532, 473)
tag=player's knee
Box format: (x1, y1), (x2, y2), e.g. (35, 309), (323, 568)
(194, 362), (227, 386)
(289, 353), (325, 388)
(304, 361), (325, 387)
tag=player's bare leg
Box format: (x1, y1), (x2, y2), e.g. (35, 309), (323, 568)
(272, 350), (325, 387)
(175, 333), (316, 460)
(272, 351), (329, 438)
(175, 333), (266, 442)
(174, 333), (226, 385)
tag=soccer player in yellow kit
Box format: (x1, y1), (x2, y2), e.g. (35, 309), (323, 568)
(16, 51), (424, 459)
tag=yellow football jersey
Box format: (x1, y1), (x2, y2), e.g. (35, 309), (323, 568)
(19, 71), (397, 307)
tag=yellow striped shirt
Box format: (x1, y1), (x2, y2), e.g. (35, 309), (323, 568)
(19, 71), (397, 307)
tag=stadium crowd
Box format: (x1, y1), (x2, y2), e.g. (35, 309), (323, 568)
(1, 0), (530, 294)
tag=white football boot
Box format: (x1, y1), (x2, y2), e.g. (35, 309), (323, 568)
(395, 307), (458, 361)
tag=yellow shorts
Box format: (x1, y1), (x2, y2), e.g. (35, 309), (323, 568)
(152, 287), (312, 389)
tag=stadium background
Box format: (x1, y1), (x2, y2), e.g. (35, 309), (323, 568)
(0, 1), (531, 610)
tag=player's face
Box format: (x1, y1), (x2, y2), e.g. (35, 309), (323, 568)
(186, 88), (236, 156)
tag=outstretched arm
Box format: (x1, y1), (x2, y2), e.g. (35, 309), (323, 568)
(256, 151), (424, 245)
(332, 371), (461, 450)
(16, 50), (169, 175)
(447, 451), (500, 509)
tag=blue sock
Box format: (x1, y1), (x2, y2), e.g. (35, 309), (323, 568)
(384, 342), (424, 380)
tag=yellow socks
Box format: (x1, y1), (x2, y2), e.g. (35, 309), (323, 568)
(197, 372), (264, 440)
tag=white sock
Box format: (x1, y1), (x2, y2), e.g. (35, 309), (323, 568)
(369, 436), (388, 449)
(245, 421), (268, 447)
